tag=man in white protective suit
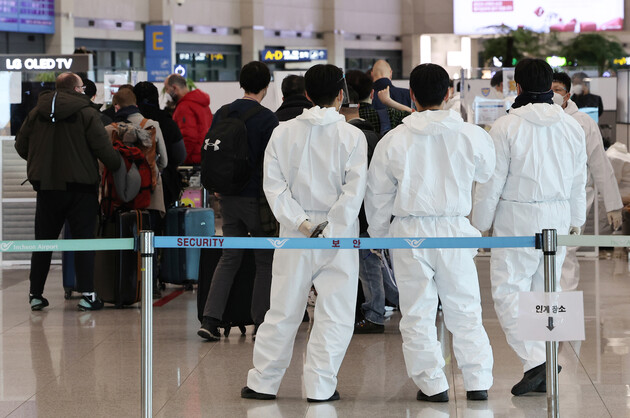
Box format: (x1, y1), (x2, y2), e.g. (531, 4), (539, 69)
(241, 64), (368, 402)
(551, 72), (623, 292)
(365, 63), (495, 402)
(472, 58), (588, 396)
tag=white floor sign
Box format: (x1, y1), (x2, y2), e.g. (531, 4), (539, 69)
(518, 291), (585, 341)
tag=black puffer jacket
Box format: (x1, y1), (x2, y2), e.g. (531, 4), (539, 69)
(15, 89), (120, 191)
(275, 95), (312, 122)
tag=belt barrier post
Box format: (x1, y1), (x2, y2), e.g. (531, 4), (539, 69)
(140, 230), (154, 418)
(542, 229), (559, 418)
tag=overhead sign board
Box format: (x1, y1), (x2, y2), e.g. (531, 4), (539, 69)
(260, 48), (327, 63)
(0, 0), (55, 34)
(0, 54), (91, 72)
(145, 25), (172, 82)
(518, 291), (585, 341)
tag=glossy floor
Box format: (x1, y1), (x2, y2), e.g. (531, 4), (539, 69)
(0, 256), (627, 417)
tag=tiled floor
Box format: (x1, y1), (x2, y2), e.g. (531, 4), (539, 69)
(0, 255), (628, 417)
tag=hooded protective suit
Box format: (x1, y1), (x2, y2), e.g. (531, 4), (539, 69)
(247, 106), (367, 400)
(472, 103), (587, 372)
(365, 109), (495, 396)
(560, 100), (622, 291)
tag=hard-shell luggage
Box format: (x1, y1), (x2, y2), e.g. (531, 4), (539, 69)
(197, 247), (256, 336)
(94, 209), (150, 307)
(62, 221), (76, 299)
(160, 207), (214, 288)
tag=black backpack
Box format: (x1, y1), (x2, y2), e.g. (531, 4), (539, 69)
(201, 104), (264, 194)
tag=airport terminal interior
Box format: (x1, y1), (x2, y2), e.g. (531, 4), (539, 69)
(4, 0), (630, 417)
(0, 256), (627, 417)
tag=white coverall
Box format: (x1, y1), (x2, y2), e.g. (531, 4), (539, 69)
(560, 100), (622, 291)
(365, 109), (495, 396)
(247, 106), (368, 400)
(473, 103), (587, 372)
(606, 142), (630, 199)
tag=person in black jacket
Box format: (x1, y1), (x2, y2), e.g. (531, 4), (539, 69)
(15, 72), (121, 311)
(275, 75), (312, 121)
(571, 72), (604, 117)
(133, 82), (187, 209)
(340, 87), (399, 334)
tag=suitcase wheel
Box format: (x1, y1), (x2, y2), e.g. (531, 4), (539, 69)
(184, 282), (194, 291)
(223, 326), (231, 337)
(159, 282), (166, 291)
(64, 289), (72, 300)
(238, 325), (247, 335)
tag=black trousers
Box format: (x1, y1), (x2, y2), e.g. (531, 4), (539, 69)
(30, 190), (98, 295)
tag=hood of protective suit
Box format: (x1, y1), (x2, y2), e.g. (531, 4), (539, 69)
(296, 106), (344, 126)
(509, 102), (564, 126)
(563, 99), (581, 116)
(35, 89), (92, 122)
(402, 109), (463, 135)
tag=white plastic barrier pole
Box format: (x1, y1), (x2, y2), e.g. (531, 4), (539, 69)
(542, 229), (559, 418)
(140, 230), (154, 418)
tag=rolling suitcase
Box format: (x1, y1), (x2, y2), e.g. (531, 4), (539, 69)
(94, 209), (150, 307)
(160, 207), (214, 288)
(197, 247), (256, 336)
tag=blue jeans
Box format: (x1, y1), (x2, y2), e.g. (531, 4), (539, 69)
(358, 244), (399, 325)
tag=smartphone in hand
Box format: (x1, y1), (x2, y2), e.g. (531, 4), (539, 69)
(310, 221), (329, 238)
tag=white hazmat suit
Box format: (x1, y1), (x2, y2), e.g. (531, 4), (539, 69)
(560, 99), (622, 292)
(473, 103), (587, 372)
(365, 109), (495, 396)
(247, 106), (368, 400)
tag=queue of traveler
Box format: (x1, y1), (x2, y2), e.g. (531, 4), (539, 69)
(15, 56), (622, 404)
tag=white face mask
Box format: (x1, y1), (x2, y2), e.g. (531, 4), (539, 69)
(572, 84), (584, 95)
(164, 92), (174, 103)
(552, 92), (566, 106)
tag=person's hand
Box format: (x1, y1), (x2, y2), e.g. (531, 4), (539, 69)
(298, 220), (314, 237)
(607, 209), (623, 231)
(569, 226), (581, 235)
(377, 86), (393, 106)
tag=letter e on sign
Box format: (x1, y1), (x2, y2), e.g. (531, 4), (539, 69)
(153, 32), (164, 51)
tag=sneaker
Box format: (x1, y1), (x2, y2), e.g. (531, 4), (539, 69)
(198, 316), (221, 341)
(466, 390), (488, 400)
(354, 319), (384, 334)
(416, 389), (449, 402)
(77, 294), (104, 311)
(241, 386), (276, 400)
(29, 295), (49, 311)
(307, 390), (340, 403)
(511, 363), (546, 396)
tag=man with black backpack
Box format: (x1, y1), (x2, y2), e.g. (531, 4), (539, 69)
(198, 61), (279, 341)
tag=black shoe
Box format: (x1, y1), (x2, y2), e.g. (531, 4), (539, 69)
(534, 365), (563, 392)
(241, 386), (276, 400)
(354, 319), (384, 334)
(29, 295), (49, 311)
(467, 390), (488, 400)
(198, 316), (221, 341)
(511, 363), (547, 396)
(416, 389), (449, 402)
(307, 390), (340, 403)
(77, 294), (104, 311)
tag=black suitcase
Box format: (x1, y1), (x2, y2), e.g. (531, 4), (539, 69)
(94, 210), (150, 307)
(197, 247), (256, 336)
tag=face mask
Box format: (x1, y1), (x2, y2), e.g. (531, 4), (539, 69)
(572, 84), (584, 95)
(552, 92), (566, 106)
(164, 92), (174, 103)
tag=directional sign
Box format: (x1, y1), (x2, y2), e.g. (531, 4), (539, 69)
(518, 291), (585, 341)
(145, 25), (172, 82)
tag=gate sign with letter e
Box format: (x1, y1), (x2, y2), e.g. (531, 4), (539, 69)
(518, 291), (585, 341)
(145, 25), (172, 82)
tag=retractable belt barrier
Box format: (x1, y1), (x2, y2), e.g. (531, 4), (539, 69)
(11, 231), (624, 418)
